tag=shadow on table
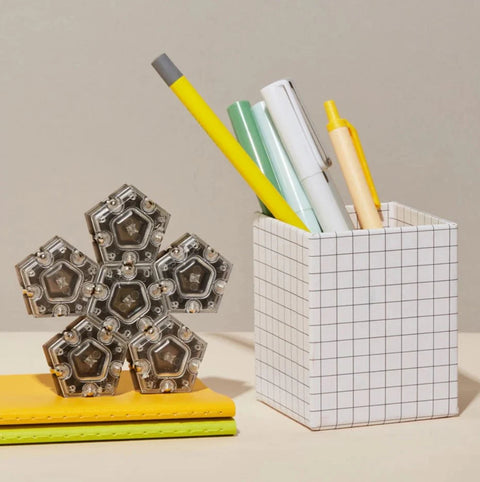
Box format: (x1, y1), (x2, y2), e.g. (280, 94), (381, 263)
(208, 333), (254, 351)
(458, 370), (480, 414)
(202, 376), (252, 399)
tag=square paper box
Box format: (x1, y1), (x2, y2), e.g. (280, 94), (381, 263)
(253, 202), (458, 430)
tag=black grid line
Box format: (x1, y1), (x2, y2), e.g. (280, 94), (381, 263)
(433, 223), (436, 413)
(308, 258), (457, 276)
(309, 293), (456, 309)
(255, 329), (309, 357)
(308, 277), (458, 292)
(308, 311), (458, 327)
(253, 275), (308, 302)
(367, 229), (372, 426)
(310, 396), (456, 413)
(255, 294), (309, 327)
(311, 371), (456, 394)
(254, 244), (309, 267)
(256, 359), (309, 388)
(257, 391), (308, 422)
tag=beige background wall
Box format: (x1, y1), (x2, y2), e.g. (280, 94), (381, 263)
(1, 0), (478, 332)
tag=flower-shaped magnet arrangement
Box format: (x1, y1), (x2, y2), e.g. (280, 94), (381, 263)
(16, 185), (232, 397)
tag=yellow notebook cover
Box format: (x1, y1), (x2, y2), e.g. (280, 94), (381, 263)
(0, 373), (235, 425)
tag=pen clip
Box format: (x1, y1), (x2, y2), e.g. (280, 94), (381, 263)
(286, 81), (332, 171)
(346, 120), (381, 209)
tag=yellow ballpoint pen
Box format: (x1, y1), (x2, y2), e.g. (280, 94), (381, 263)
(151, 53), (308, 232)
(325, 100), (383, 229)
(345, 122), (381, 209)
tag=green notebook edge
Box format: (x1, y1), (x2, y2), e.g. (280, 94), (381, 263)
(0, 418), (237, 445)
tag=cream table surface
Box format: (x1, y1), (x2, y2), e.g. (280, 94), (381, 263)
(0, 331), (479, 482)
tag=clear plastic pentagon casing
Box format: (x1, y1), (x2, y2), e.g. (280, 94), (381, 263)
(85, 184), (170, 264)
(154, 233), (232, 313)
(129, 314), (207, 394)
(15, 237), (98, 318)
(43, 316), (128, 397)
(88, 263), (167, 341)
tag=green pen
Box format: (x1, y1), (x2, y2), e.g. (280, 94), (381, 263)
(251, 101), (322, 233)
(227, 101), (284, 217)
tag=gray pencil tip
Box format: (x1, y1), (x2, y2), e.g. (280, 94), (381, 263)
(151, 53), (183, 86)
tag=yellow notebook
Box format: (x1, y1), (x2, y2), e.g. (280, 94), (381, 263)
(0, 373), (236, 444)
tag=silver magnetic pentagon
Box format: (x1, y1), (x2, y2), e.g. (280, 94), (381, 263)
(154, 233), (232, 313)
(112, 208), (152, 249)
(148, 336), (189, 377)
(41, 261), (82, 302)
(43, 316), (127, 397)
(128, 315), (206, 394)
(16, 237), (98, 318)
(174, 256), (215, 299)
(109, 281), (149, 323)
(70, 339), (112, 382)
(87, 263), (166, 340)
(85, 184), (170, 263)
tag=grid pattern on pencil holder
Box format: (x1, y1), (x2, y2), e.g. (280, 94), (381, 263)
(253, 202), (458, 430)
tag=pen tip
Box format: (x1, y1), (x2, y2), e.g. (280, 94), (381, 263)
(151, 53), (183, 86)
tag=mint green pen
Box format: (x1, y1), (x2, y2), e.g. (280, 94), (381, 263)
(227, 101), (283, 217)
(251, 101), (322, 233)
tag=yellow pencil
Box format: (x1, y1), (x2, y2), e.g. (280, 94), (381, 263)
(151, 53), (308, 231)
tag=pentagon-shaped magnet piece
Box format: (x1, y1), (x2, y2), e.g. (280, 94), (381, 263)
(87, 262), (168, 341)
(43, 316), (128, 397)
(85, 184), (170, 264)
(128, 314), (206, 393)
(16, 237), (98, 318)
(154, 234), (232, 313)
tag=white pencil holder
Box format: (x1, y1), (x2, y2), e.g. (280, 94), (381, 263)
(253, 202), (458, 430)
